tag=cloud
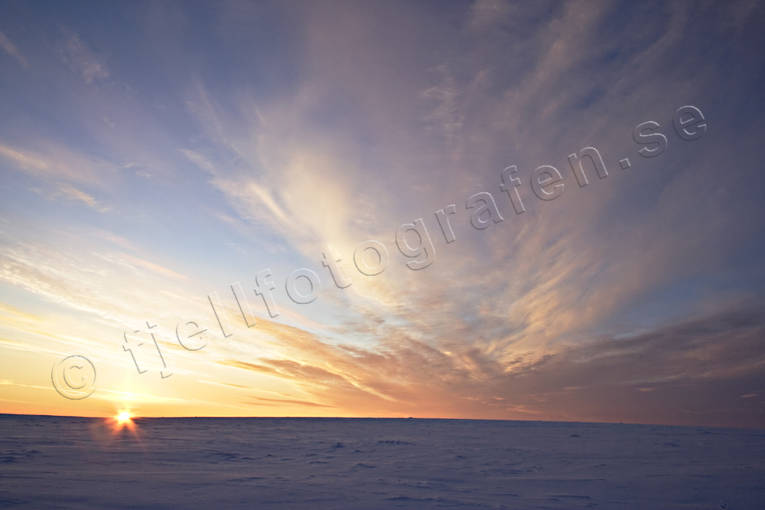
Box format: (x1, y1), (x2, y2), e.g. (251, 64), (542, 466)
(0, 231), (195, 337)
(0, 30), (28, 68)
(51, 184), (108, 212)
(57, 29), (109, 84)
(169, 0), (765, 386)
(107, 253), (189, 281)
(0, 140), (115, 185)
(0, 141), (120, 211)
(214, 300), (765, 427)
(0, 144), (48, 172)
(249, 397), (335, 408)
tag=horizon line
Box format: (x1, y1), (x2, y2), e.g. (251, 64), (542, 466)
(1, 412), (762, 431)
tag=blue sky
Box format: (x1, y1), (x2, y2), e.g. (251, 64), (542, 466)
(1, 0), (764, 427)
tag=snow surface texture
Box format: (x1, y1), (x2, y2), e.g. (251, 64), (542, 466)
(1, 415), (764, 509)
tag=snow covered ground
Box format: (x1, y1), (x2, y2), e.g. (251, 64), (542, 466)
(1, 415), (764, 509)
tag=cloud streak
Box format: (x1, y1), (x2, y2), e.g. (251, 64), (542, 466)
(0, 30), (27, 68)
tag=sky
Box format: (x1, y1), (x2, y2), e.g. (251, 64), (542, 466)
(1, 0), (764, 428)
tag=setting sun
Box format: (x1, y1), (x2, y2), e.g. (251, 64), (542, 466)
(116, 411), (132, 425)
(110, 410), (136, 432)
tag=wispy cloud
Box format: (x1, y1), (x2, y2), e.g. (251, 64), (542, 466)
(0, 143), (48, 172)
(0, 30), (28, 68)
(216, 301), (765, 427)
(57, 29), (109, 84)
(51, 183), (108, 212)
(0, 140), (115, 185)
